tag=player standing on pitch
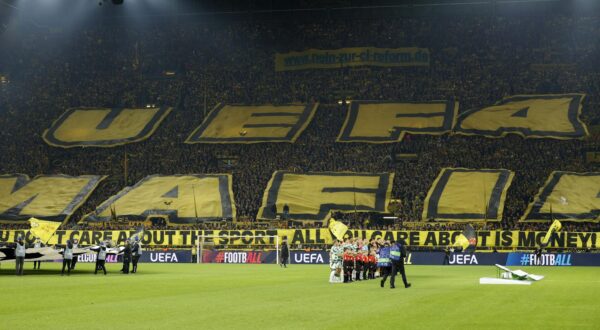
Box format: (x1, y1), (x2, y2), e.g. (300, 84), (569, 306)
(329, 240), (343, 283)
(355, 241), (363, 281)
(368, 250), (377, 279)
(390, 239), (411, 289)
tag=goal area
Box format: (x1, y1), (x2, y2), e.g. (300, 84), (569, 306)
(196, 235), (281, 264)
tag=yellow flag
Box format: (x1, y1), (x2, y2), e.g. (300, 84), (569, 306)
(453, 234), (470, 251)
(28, 217), (61, 244)
(541, 219), (562, 246)
(328, 218), (348, 240)
(453, 224), (477, 251)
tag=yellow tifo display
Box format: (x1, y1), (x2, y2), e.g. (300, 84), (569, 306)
(456, 94), (587, 139)
(258, 171), (394, 221)
(186, 103), (318, 143)
(0, 174), (105, 224)
(422, 168), (514, 222)
(43, 107), (172, 147)
(522, 171), (600, 222)
(83, 174), (236, 224)
(337, 100), (458, 143)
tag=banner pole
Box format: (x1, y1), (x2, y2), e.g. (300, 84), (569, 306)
(276, 235), (280, 266)
(483, 178), (488, 228)
(353, 179), (357, 225)
(203, 81), (207, 117)
(192, 184), (199, 222)
(198, 235), (203, 264)
(123, 150), (128, 186)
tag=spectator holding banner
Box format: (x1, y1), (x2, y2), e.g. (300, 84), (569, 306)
(70, 239), (79, 270)
(62, 240), (73, 276)
(132, 237), (142, 274)
(33, 237), (42, 270)
(0, 10), (600, 236)
(95, 242), (107, 275)
(329, 240), (344, 284)
(15, 236), (26, 276)
(122, 241), (132, 274)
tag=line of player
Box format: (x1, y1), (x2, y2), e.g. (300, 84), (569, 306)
(329, 237), (411, 289)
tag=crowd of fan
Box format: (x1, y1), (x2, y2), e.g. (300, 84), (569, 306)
(0, 11), (599, 232)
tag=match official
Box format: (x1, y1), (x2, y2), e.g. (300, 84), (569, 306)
(390, 239), (411, 289)
(378, 242), (392, 288)
(280, 237), (289, 268)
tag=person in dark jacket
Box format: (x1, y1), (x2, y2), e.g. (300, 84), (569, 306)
(443, 246), (451, 265)
(391, 239), (411, 288)
(70, 239), (79, 270)
(378, 242), (392, 287)
(122, 241), (132, 274)
(280, 237), (289, 268)
(131, 238), (142, 273)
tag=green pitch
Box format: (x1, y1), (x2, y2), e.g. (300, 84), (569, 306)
(1, 263), (598, 329)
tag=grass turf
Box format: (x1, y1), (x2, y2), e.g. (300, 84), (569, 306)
(0, 263), (598, 329)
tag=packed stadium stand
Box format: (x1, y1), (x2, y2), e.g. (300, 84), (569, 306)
(1, 0), (600, 236)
